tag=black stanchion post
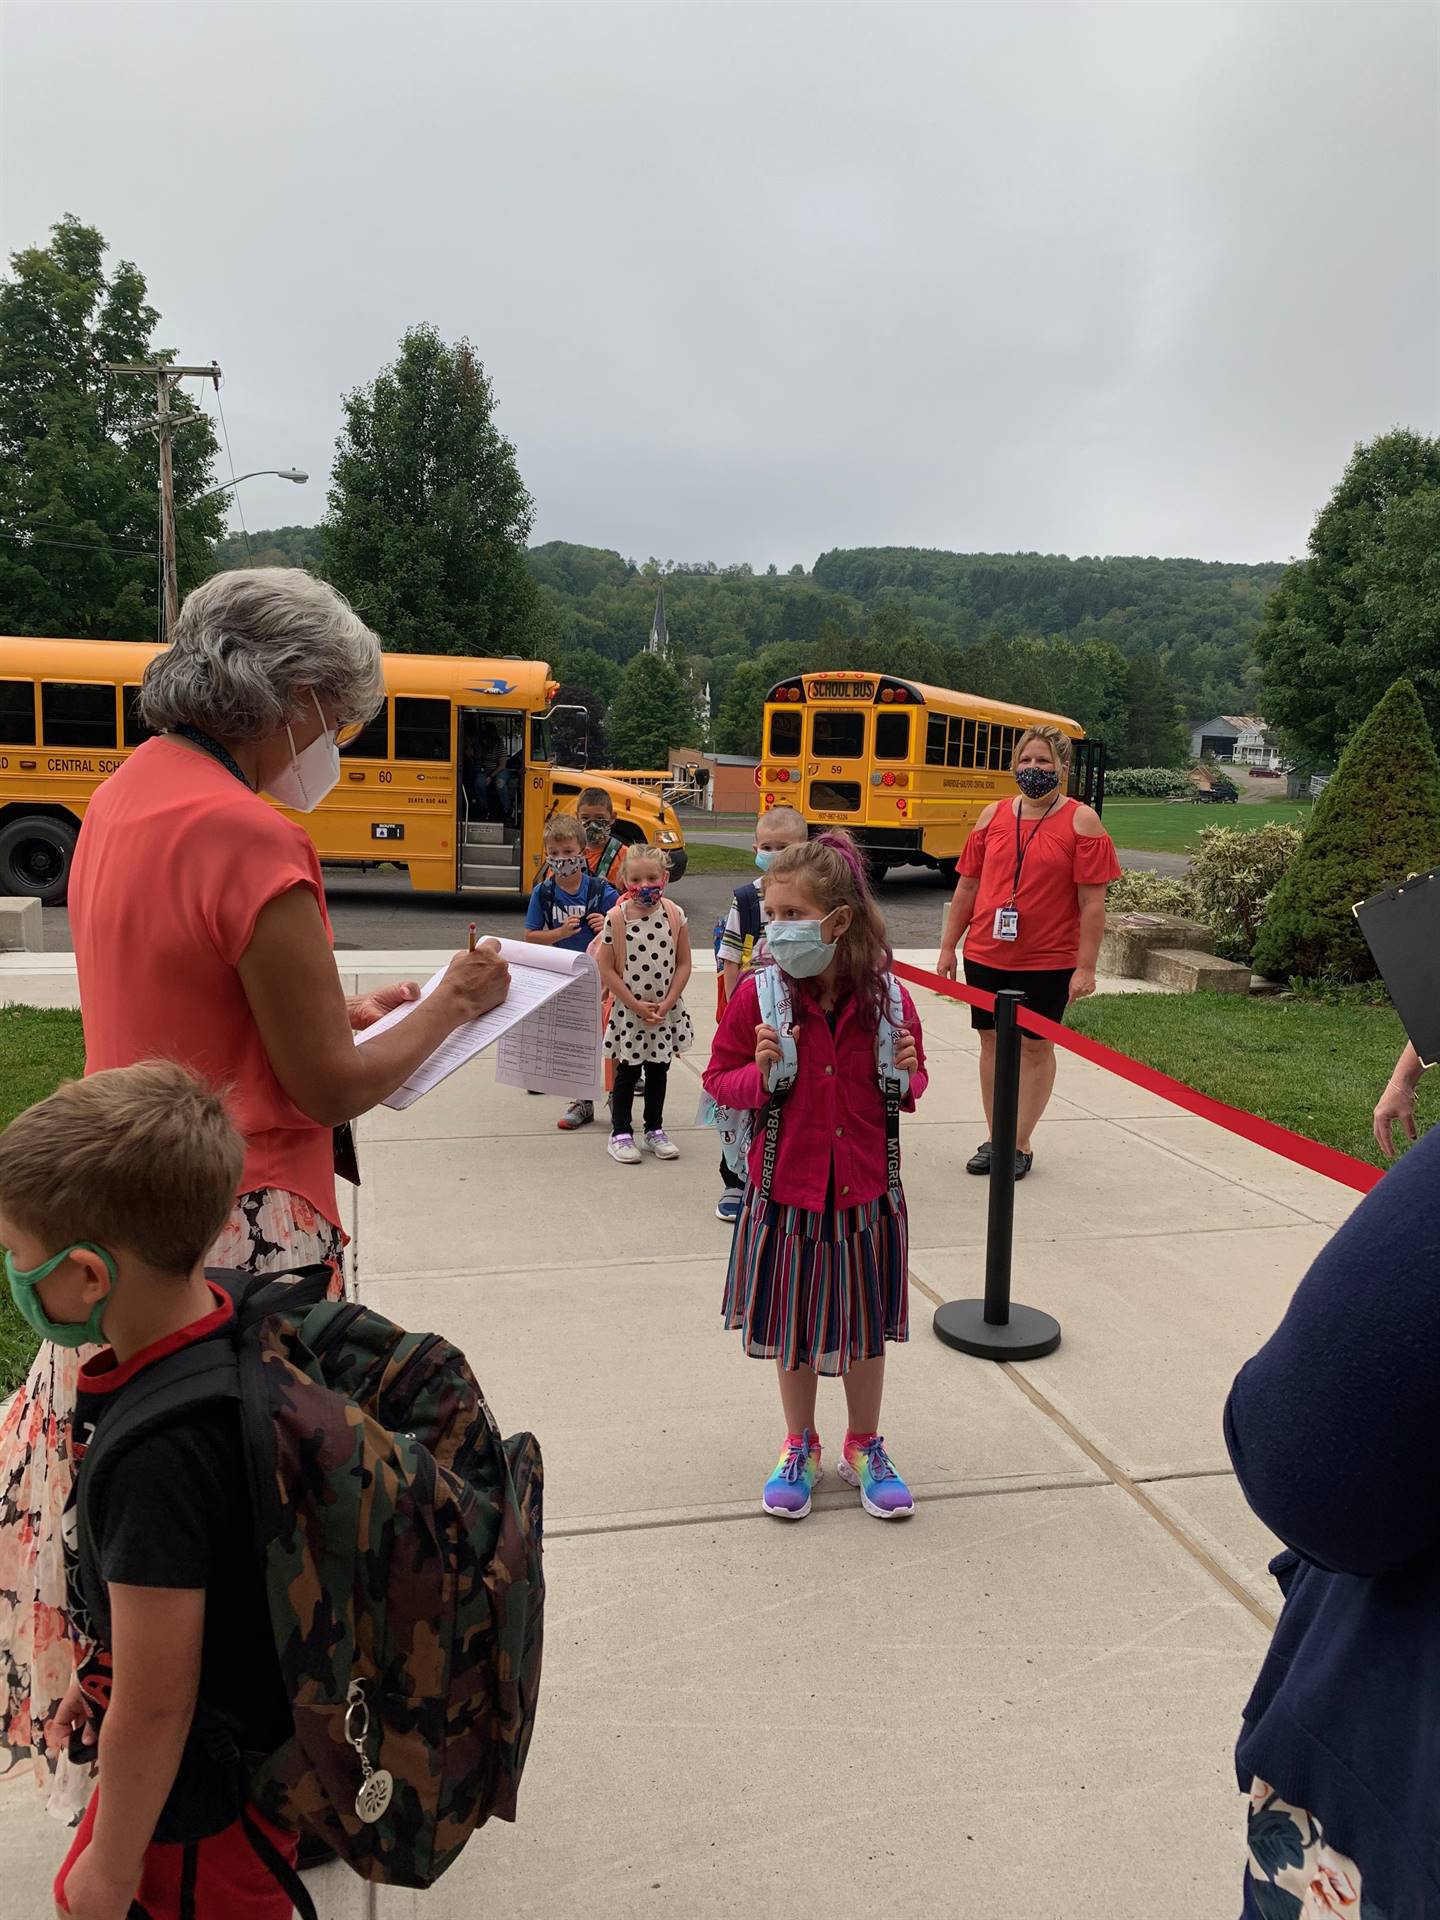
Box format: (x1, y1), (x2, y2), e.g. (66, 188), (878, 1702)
(933, 989), (1062, 1361)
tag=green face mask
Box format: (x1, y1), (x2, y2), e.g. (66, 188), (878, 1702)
(5, 1242), (116, 1349)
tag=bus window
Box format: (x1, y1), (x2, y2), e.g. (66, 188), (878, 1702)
(944, 717), (962, 767)
(960, 719), (976, 766)
(925, 713), (946, 766)
(768, 708), (801, 758)
(340, 705), (389, 759)
(875, 711), (910, 761)
(812, 710), (865, 758)
(394, 697), (450, 762)
(988, 725), (1005, 770)
(809, 779), (860, 813)
(999, 726), (1015, 770)
(42, 682), (116, 749)
(0, 679), (36, 745)
(973, 722), (990, 770)
(121, 686), (155, 748)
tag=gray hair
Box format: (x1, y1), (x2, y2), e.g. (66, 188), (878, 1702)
(139, 567), (384, 741)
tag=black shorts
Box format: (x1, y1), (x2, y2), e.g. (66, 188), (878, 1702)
(963, 958), (1074, 1032)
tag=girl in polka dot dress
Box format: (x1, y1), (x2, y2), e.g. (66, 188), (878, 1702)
(596, 846), (694, 1164)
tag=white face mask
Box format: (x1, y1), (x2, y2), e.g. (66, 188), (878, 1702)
(266, 692), (341, 813)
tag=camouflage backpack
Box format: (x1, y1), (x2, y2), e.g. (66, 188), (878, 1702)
(75, 1266), (544, 1905)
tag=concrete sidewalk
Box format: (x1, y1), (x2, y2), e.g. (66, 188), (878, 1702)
(1, 952), (1356, 1917)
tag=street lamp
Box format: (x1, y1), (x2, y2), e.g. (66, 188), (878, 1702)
(196, 468), (308, 503)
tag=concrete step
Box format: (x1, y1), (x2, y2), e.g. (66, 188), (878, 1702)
(1099, 912), (1212, 978)
(1141, 946), (1253, 994)
(463, 821), (508, 847)
(461, 862), (525, 891)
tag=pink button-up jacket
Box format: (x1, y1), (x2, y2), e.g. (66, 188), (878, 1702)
(703, 971), (928, 1212)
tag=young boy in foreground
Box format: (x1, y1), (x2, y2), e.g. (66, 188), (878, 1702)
(0, 1062), (297, 1920)
(713, 805), (809, 1222)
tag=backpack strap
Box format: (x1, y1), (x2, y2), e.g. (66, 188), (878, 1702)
(75, 1338), (243, 1640)
(876, 973), (910, 1198)
(753, 967), (799, 1204)
(736, 881), (763, 941)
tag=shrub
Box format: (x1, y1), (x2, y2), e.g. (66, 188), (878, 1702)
(1189, 821), (1304, 961)
(1253, 678), (1440, 981)
(1105, 869), (1199, 916)
(1104, 767), (1195, 798)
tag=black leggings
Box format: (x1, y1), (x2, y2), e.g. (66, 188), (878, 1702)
(612, 1062), (667, 1136)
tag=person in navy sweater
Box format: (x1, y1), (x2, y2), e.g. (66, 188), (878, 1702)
(1226, 1119), (1440, 1919)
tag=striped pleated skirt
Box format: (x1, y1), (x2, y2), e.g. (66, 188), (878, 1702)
(721, 1187), (909, 1376)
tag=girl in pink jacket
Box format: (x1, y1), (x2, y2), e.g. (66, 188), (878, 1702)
(704, 830), (927, 1522)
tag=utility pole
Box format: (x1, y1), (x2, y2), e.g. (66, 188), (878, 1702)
(106, 361), (221, 639)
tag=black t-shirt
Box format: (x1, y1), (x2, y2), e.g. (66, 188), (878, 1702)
(83, 1391), (292, 1840)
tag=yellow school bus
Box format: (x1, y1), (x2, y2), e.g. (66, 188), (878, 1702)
(757, 671), (1106, 877)
(0, 636), (686, 903)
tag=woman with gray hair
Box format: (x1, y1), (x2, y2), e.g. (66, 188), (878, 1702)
(0, 568), (508, 1817)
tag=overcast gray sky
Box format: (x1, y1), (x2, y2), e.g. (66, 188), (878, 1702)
(3, 0), (1436, 566)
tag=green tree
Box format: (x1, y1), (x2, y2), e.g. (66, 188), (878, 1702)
(1256, 430), (1440, 766)
(214, 524), (324, 572)
(322, 325), (538, 654)
(606, 653), (695, 767)
(1253, 679), (1440, 981)
(713, 660), (769, 756)
(0, 214), (222, 637)
(553, 645), (621, 708)
(1119, 652), (1186, 766)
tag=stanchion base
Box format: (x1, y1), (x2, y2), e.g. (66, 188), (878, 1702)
(933, 1299), (1062, 1361)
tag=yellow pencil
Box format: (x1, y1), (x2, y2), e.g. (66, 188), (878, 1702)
(467, 922), (477, 952)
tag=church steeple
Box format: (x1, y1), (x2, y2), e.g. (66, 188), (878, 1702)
(646, 580), (669, 657)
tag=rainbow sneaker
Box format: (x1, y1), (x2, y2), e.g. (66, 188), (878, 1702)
(839, 1435), (914, 1519)
(761, 1431), (822, 1520)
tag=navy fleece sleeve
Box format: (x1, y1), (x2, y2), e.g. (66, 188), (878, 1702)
(1225, 1124), (1440, 1577)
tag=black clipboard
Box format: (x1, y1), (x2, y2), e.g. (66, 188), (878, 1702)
(1353, 867), (1440, 1067)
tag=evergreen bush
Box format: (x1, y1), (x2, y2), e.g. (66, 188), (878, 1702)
(1190, 822), (1304, 961)
(1253, 679), (1440, 980)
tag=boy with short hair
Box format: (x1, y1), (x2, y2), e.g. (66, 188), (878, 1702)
(713, 805), (810, 1222)
(0, 1062), (299, 1920)
(527, 813), (619, 1130)
(575, 788), (629, 888)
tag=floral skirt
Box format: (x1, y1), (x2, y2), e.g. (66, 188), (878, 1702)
(1243, 1779), (1372, 1917)
(722, 1187), (909, 1376)
(0, 1188), (344, 1822)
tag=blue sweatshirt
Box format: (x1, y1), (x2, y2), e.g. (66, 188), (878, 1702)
(1225, 1122), (1440, 1919)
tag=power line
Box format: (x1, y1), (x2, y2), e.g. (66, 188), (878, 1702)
(211, 376), (251, 564)
(0, 529), (154, 557)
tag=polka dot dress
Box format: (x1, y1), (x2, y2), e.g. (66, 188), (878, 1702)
(602, 903), (695, 1065)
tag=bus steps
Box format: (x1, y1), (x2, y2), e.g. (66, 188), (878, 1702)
(461, 823), (522, 891)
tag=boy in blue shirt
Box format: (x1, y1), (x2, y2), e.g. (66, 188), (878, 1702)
(527, 812), (618, 1129)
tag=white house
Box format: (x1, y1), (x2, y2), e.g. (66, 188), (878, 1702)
(1189, 714), (1284, 770)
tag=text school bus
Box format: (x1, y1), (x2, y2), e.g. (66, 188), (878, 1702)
(758, 672), (1106, 878)
(0, 637), (687, 903)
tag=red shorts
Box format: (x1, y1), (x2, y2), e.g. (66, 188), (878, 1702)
(55, 1790), (299, 1920)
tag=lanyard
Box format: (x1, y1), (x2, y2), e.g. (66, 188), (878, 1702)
(1009, 794), (1060, 905)
(173, 725), (255, 791)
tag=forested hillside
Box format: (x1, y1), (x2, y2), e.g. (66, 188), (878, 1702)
(215, 534), (1283, 767)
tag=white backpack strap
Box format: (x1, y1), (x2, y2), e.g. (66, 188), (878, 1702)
(754, 965), (798, 1095)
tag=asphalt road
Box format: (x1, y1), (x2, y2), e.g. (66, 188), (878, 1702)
(38, 844), (1186, 954)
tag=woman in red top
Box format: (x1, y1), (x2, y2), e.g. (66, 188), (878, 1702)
(937, 724), (1120, 1181)
(0, 568), (510, 1818)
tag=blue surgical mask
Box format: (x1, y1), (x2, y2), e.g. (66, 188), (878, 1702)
(766, 915), (840, 979)
(5, 1242), (116, 1349)
(755, 849), (775, 871)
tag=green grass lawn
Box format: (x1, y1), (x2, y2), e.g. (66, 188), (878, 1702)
(0, 1007), (86, 1396)
(1101, 797), (1311, 854)
(1067, 992), (1419, 1170)
(677, 841), (754, 874)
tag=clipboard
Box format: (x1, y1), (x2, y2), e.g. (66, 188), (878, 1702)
(1353, 867), (1440, 1067)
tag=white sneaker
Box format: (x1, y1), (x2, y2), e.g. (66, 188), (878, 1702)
(643, 1129), (680, 1160)
(607, 1132), (642, 1165)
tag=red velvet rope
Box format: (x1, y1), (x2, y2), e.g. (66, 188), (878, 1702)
(890, 960), (1384, 1197)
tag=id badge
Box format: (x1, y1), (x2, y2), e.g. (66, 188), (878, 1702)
(993, 907), (1019, 941)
